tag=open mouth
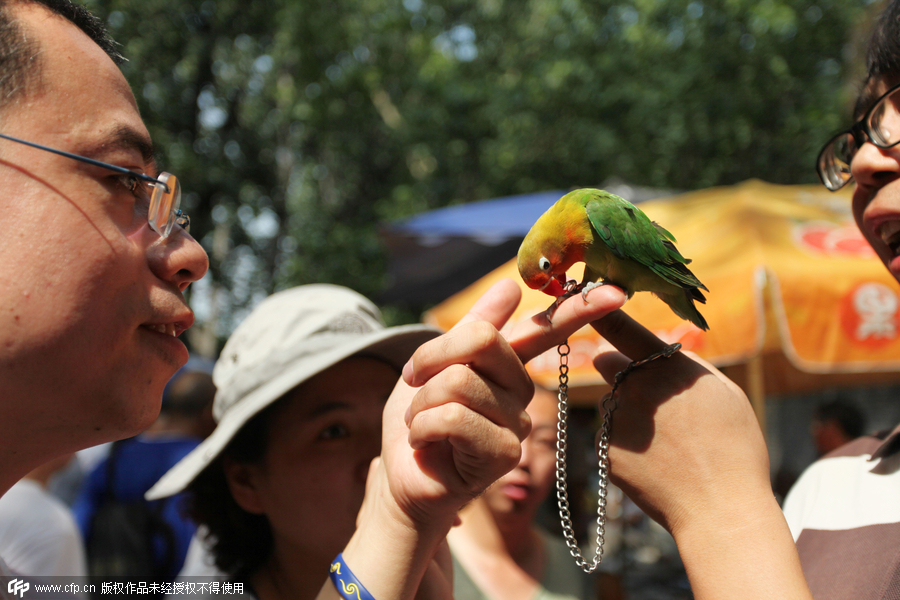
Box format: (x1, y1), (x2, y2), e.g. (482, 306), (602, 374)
(502, 482), (530, 501)
(143, 323), (178, 337)
(878, 220), (900, 256)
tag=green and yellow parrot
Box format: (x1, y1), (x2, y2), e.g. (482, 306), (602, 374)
(517, 188), (709, 330)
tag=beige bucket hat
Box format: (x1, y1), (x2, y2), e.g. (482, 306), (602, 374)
(146, 284), (440, 500)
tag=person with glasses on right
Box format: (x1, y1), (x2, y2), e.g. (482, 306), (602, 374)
(579, 2), (900, 599)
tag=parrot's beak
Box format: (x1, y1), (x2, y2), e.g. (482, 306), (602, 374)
(539, 273), (567, 297)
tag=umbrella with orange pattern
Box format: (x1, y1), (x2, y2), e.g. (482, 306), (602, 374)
(424, 180), (900, 424)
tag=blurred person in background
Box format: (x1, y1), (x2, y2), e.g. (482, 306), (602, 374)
(448, 386), (594, 600)
(772, 398), (867, 503)
(810, 398), (867, 457)
(0, 454), (87, 577)
(72, 366), (216, 581)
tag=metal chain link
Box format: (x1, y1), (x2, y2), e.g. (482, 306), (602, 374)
(555, 340), (682, 573)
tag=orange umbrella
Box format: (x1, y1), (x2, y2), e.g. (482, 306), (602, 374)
(424, 180), (900, 422)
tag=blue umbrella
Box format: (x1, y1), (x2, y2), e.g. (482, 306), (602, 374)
(379, 181), (672, 305)
(380, 190), (564, 305)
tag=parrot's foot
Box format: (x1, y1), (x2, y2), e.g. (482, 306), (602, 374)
(544, 280), (582, 323)
(580, 280), (629, 302)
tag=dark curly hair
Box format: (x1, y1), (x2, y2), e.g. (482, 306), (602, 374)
(187, 401), (280, 579)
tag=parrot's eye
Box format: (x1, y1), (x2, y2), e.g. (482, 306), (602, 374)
(538, 256), (551, 272)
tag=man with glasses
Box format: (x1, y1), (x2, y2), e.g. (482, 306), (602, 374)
(0, 2), (630, 598)
(0, 0), (209, 497)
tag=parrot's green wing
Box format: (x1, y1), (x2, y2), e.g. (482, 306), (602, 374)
(584, 191), (708, 291)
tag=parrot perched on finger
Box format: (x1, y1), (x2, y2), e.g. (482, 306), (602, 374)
(517, 188), (709, 330)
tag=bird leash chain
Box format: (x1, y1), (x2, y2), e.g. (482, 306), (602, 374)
(555, 338), (681, 573)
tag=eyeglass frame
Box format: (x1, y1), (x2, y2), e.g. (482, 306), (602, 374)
(817, 80), (900, 191)
(0, 131), (189, 237)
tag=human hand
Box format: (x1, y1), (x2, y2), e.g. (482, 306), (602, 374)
(393, 278), (626, 527)
(340, 279), (625, 600)
(591, 309), (768, 534)
(591, 310), (811, 599)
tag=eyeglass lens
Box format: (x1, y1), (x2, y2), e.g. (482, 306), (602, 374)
(819, 86), (900, 190)
(869, 88), (900, 147)
(148, 172), (181, 237)
(819, 132), (855, 190)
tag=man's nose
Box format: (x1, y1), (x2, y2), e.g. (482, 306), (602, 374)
(148, 228), (210, 291)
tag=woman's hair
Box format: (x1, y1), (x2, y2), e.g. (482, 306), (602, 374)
(187, 401), (280, 579)
(187, 353), (398, 578)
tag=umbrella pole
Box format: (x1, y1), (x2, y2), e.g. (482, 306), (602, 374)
(747, 353), (766, 437)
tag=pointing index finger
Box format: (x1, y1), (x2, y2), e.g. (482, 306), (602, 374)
(505, 284), (627, 364)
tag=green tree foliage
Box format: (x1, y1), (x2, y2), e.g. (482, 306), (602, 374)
(85, 0), (871, 344)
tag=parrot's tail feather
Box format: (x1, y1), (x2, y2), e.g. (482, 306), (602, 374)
(659, 288), (710, 331)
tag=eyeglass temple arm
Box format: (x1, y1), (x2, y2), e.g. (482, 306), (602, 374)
(0, 132), (170, 193)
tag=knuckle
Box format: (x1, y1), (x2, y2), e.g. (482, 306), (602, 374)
(494, 432), (523, 471)
(461, 320), (503, 354)
(443, 401), (472, 427)
(410, 380), (432, 412)
(519, 376), (536, 404)
(440, 364), (479, 397)
(517, 410), (533, 441)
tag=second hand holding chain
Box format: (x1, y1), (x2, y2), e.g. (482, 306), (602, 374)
(554, 319), (681, 573)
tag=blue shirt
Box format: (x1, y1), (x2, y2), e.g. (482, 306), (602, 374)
(72, 435), (201, 581)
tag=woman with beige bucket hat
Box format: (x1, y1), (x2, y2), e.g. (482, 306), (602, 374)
(146, 281), (627, 600)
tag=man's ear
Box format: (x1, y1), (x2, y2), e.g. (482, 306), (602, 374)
(223, 458), (266, 515)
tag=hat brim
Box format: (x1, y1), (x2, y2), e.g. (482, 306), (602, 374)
(146, 324), (439, 500)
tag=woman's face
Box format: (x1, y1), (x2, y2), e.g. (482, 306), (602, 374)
(481, 387), (559, 520)
(229, 356), (398, 569)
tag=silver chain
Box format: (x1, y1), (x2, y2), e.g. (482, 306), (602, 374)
(555, 339), (682, 573)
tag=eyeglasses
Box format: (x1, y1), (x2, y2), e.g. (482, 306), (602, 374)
(817, 81), (900, 191)
(0, 132), (189, 237)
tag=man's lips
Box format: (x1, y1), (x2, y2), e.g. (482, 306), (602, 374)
(142, 313), (194, 338)
(143, 323), (177, 336)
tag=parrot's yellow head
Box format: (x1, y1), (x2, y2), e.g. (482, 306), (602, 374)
(517, 225), (573, 297)
(518, 197), (591, 296)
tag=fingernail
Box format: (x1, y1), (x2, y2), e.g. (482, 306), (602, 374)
(404, 405), (412, 427)
(402, 360), (416, 386)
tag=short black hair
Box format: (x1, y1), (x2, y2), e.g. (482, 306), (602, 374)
(865, 0), (900, 87)
(0, 0), (122, 111)
(813, 399), (866, 440)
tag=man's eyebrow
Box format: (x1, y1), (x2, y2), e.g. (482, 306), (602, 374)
(86, 125), (158, 170)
